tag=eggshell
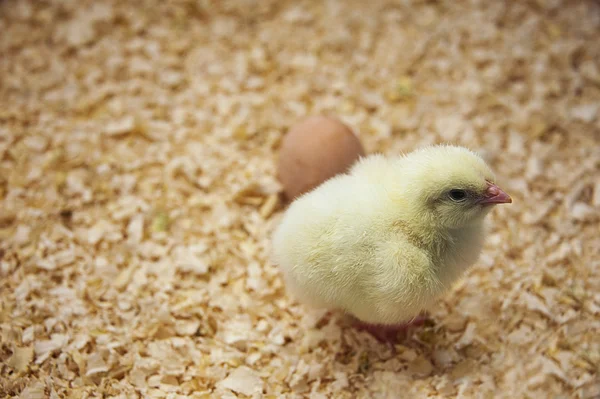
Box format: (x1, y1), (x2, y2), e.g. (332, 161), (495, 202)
(278, 116), (365, 201)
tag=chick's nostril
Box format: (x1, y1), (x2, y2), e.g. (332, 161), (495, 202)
(487, 186), (500, 196)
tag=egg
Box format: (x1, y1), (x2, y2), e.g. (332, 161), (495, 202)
(277, 116), (366, 200)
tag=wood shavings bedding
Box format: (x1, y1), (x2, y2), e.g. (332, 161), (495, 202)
(1, 0), (599, 398)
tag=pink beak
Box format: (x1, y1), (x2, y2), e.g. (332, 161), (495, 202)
(480, 181), (512, 205)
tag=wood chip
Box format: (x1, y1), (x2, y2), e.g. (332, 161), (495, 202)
(259, 193), (279, 219)
(85, 352), (109, 376)
(105, 116), (138, 136)
(19, 381), (47, 399)
(407, 356), (434, 377)
(7, 346), (34, 372)
(217, 366), (264, 396)
(34, 334), (68, 364)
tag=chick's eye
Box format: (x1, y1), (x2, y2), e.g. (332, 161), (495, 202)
(448, 189), (467, 202)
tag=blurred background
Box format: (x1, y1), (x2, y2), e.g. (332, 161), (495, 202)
(1, 0), (599, 398)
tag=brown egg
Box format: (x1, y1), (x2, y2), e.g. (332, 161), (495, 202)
(278, 116), (366, 201)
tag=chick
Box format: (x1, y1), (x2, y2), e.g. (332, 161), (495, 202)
(271, 144), (511, 342)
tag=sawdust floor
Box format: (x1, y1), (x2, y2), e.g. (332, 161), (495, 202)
(1, 0), (599, 398)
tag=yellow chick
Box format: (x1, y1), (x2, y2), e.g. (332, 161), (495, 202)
(271, 144), (512, 342)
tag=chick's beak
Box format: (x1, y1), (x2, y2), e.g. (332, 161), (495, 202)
(480, 182), (512, 205)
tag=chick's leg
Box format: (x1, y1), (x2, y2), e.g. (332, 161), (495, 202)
(352, 314), (429, 347)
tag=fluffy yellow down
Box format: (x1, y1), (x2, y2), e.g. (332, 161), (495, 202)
(272, 145), (500, 325)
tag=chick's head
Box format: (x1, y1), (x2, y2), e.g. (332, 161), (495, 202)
(404, 145), (512, 229)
